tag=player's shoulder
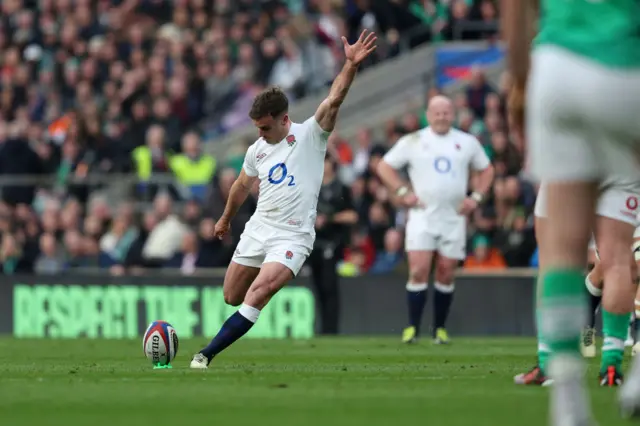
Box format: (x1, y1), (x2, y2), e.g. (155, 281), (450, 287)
(449, 127), (476, 140)
(297, 115), (330, 137)
(398, 127), (428, 145)
(450, 128), (480, 146)
(248, 137), (264, 152)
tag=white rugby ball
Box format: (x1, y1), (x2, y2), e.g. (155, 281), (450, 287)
(143, 320), (179, 366)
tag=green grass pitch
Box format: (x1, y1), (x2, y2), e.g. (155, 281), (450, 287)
(0, 337), (633, 426)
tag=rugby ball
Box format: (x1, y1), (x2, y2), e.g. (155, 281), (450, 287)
(143, 320), (179, 366)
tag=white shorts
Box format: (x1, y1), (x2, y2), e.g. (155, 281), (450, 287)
(527, 46), (640, 184)
(534, 182), (640, 226)
(404, 210), (466, 260)
(231, 218), (313, 276)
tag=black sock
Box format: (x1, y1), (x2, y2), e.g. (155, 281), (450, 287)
(584, 275), (601, 328)
(588, 294), (601, 328)
(200, 304), (259, 362)
(406, 283), (427, 332)
(434, 282), (454, 330)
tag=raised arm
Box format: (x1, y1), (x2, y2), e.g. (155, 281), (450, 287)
(314, 30), (377, 133)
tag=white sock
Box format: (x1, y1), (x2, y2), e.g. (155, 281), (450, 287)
(434, 281), (455, 293)
(406, 282), (428, 292)
(585, 275), (602, 297)
(239, 303), (261, 323)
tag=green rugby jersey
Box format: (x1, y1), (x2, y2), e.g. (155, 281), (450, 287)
(535, 0), (640, 68)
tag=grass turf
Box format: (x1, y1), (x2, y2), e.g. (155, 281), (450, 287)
(0, 337), (633, 426)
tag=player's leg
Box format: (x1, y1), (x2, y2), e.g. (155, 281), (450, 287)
(192, 244), (307, 368)
(196, 262), (294, 366)
(594, 214), (636, 386)
(222, 262), (261, 306)
(403, 250), (435, 343)
(402, 218), (436, 343)
(515, 188), (553, 385)
(527, 46), (600, 424)
(631, 232), (640, 356)
(432, 255), (457, 344)
(190, 228), (264, 368)
(219, 225), (265, 306)
(541, 182), (598, 423)
(621, 247), (640, 414)
(582, 246), (602, 359)
(625, 247), (638, 349)
(190, 261), (260, 368)
(430, 219), (466, 344)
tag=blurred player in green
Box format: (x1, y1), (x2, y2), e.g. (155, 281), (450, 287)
(502, 0), (640, 423)
(515, 183), (639, 389)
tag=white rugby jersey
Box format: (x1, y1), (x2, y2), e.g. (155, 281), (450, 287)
(383, 126), (490, 217)
(242, 116), (329, 233)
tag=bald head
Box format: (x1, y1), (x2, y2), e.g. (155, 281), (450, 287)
(428, 95), (453, 110)
(426, 95), (454, 135)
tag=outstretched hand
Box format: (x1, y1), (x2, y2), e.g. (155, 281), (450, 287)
(342, 29), (377, 66)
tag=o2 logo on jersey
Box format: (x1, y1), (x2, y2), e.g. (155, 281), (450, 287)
(626, 196), (638, 211)
(434, 156), (451, 174)
(268, 162), (295, 186)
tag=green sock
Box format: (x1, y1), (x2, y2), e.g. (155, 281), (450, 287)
(538, 340), (550, 374)
(534, 275), (550, 373)
(538, 268), (587, 359)
(535, 301), (550, 374)
(601, 309), (628, 370)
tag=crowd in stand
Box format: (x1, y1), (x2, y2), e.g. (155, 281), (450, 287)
(0, 0), (514, 276)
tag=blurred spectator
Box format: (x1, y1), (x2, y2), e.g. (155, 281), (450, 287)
(466, 68), (494, 119)
(34, 232), (65, 275)
(99, 214), (138, 266)
(123, 210), (159, 270)
(133, 125), (172, 201)
(369, 228), (404, 274)
(142, 193), (189, 266)
(352, 128), (374, 176)
(493, 207), (536, 267)
(1, 232), (30, 274)
(463, 234), (506, 270)
(165, 229), (217, 274)
(169, 132), (216, 201)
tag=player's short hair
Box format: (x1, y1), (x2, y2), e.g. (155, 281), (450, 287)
(249, 86), (289, 120)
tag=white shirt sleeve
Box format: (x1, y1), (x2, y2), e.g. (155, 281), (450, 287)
(304, 116), (331, 151)
(242, 143), (259, 177)
(382, 135), (411, 169)
(469, 135), (491, 171)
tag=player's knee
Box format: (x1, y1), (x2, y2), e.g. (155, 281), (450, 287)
(435, 265), (454, 284)
(599, 244), (632, 272)
(223, 288), (243, 307)
(409, 267), (429, 284)
(435, 262), (455, 284)
(245, 275), (281, 306)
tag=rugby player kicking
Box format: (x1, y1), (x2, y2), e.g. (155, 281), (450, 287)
(189, 30), (377, 368)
